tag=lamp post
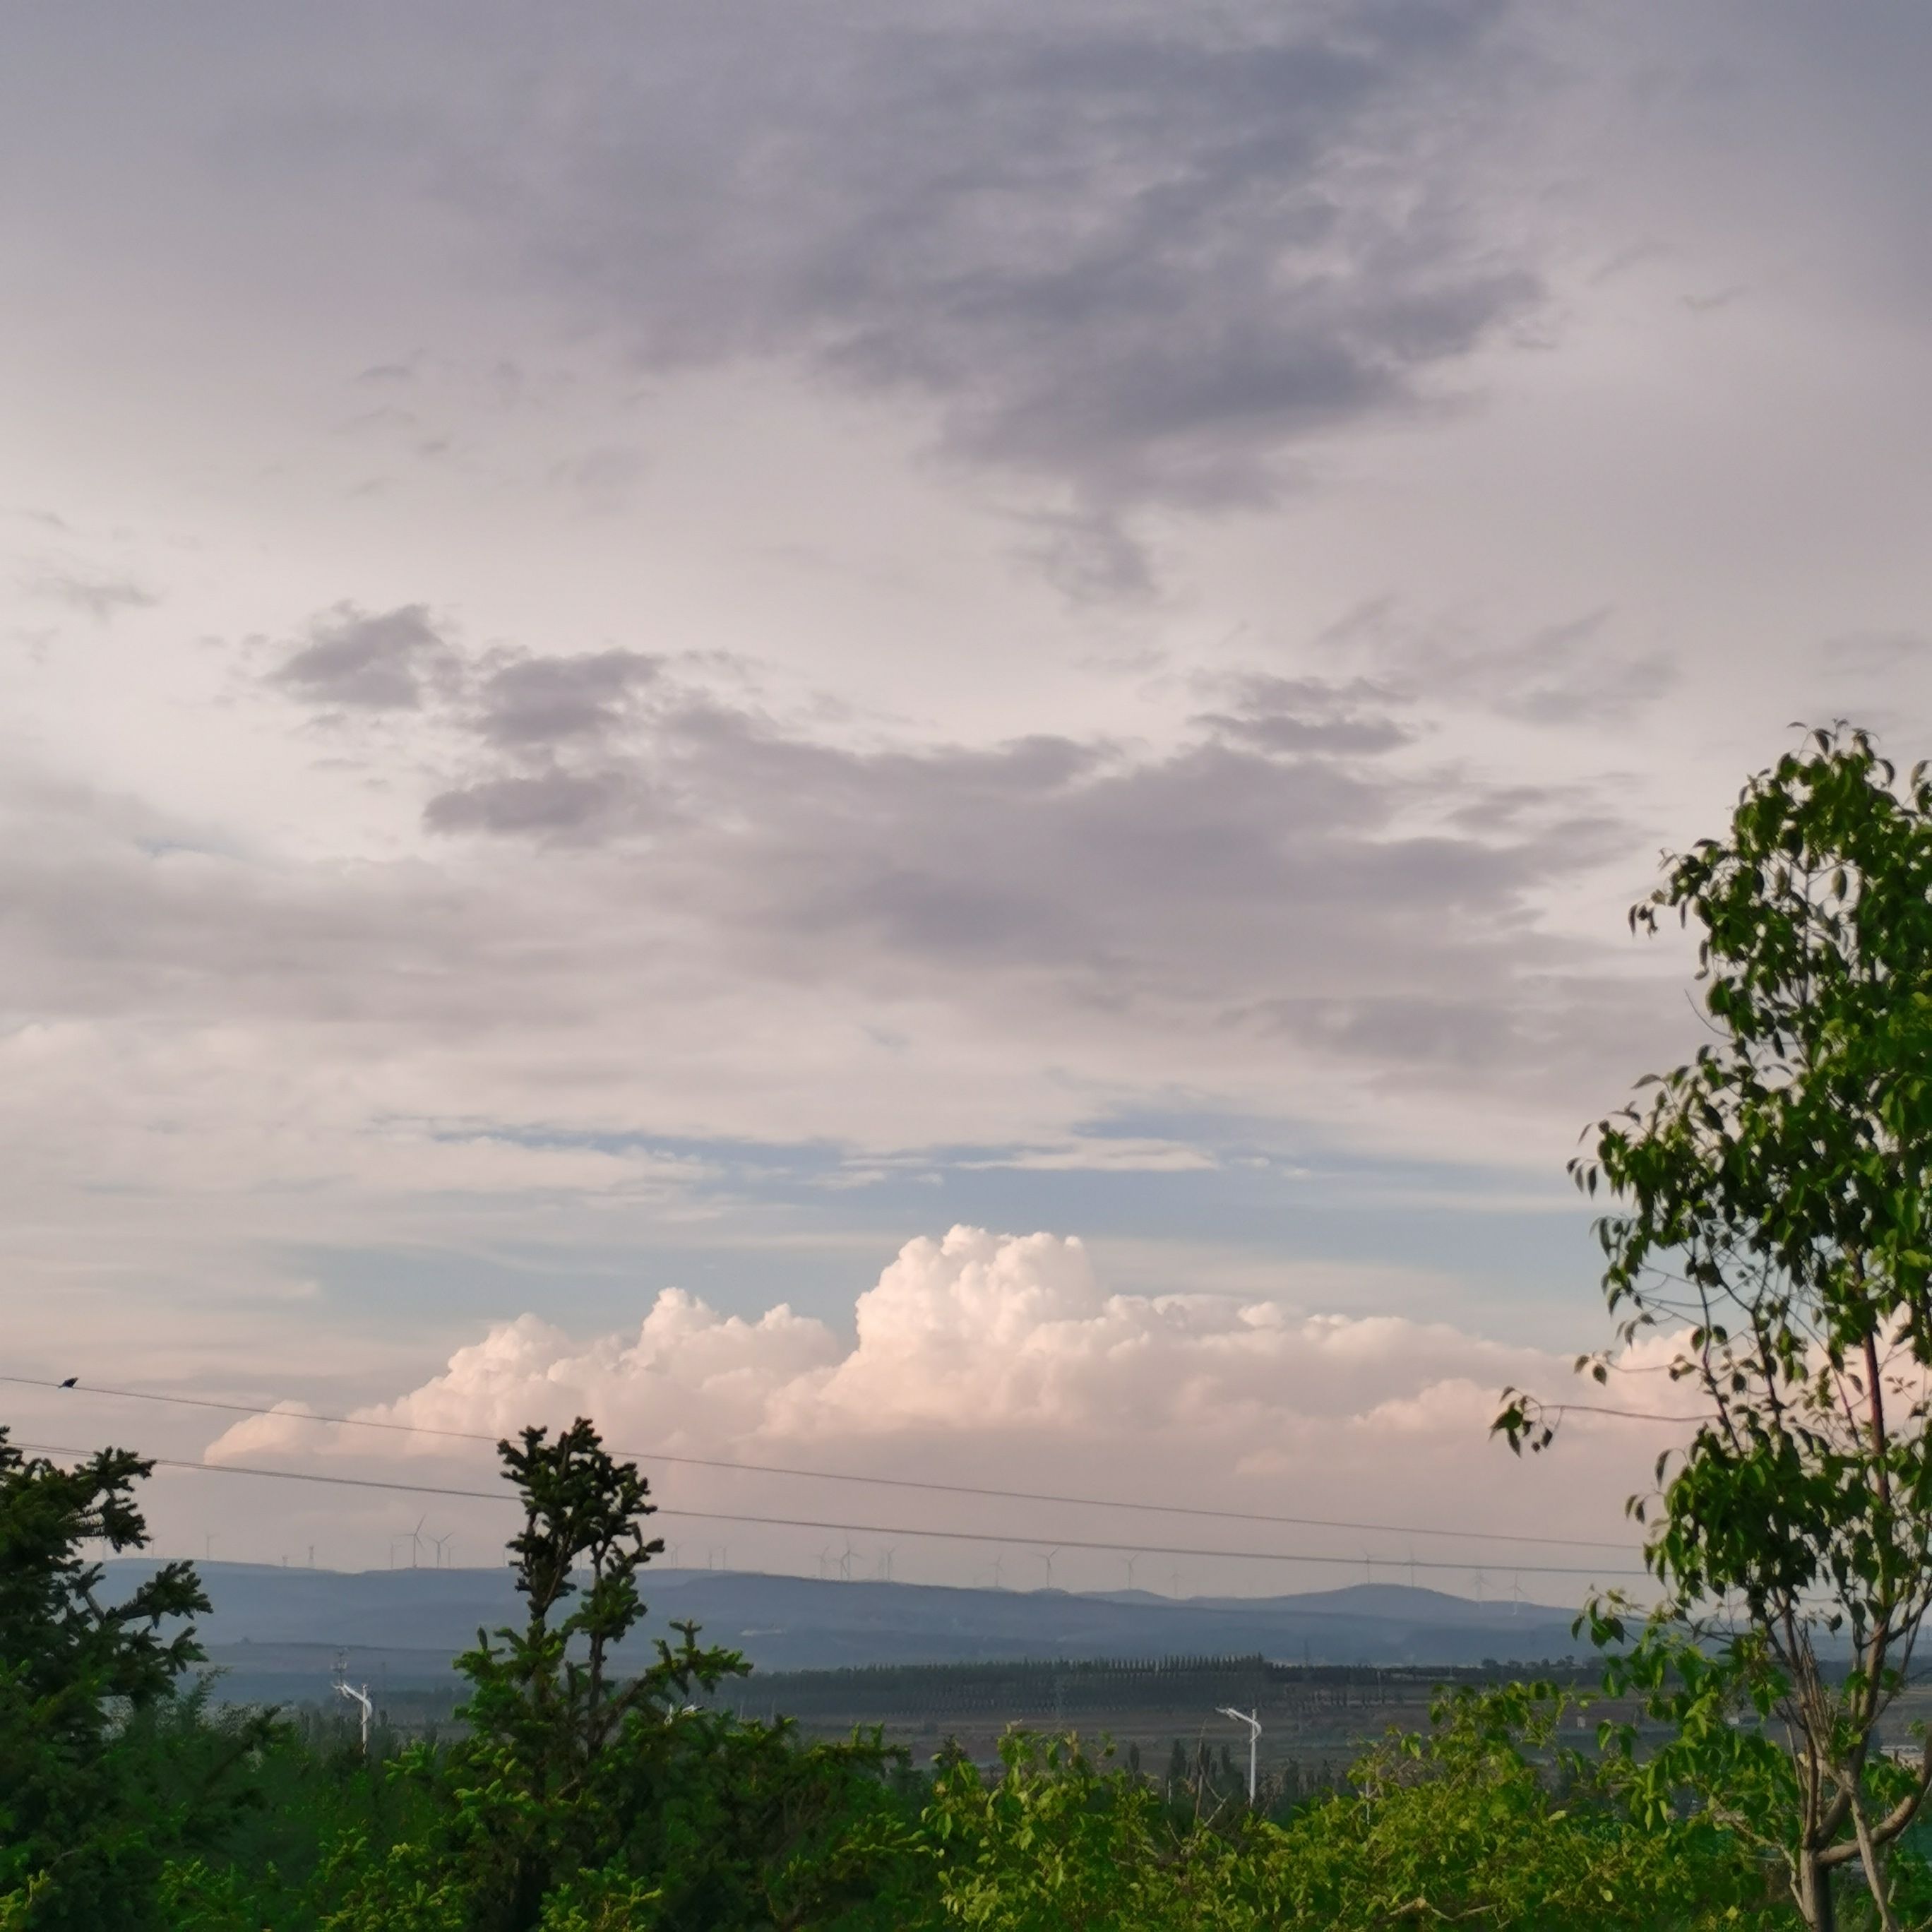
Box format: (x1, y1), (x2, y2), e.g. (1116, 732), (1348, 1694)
(1216, 1705), (1262, 1805)
(333, 1656), (374, 1756)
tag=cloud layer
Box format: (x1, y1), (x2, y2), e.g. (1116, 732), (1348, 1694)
(0, 616), (1676, 1258)
(7, 0), (1932, 1564)
(466, 1), (1539, 521)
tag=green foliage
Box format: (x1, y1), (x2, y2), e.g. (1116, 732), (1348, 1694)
(1267, 1683), (1775, 1930)
(915, 1688), (1779, 1930)
(1497, 725), (1932, 1928)
(0, 1426), (275, 1929)
(309, 1417), (928, 1932)
(922, 1731), (1229, 1928)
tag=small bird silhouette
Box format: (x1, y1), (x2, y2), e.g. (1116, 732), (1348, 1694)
(59, 1377), (77, 1388)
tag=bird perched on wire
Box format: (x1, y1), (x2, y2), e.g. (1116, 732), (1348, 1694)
(59, 1377), (77, 1388)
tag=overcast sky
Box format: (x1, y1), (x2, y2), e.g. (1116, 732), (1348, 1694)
(5, 1), (1931, 1596)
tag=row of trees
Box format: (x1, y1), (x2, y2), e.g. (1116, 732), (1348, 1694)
(0, 1418), (1791, 1930)
(6, 725), (1932, 1926)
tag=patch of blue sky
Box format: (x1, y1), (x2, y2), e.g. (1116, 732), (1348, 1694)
(302, 1109), (1606, 1351)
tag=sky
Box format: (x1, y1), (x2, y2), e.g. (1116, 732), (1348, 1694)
(4, 1), (1931, 1599)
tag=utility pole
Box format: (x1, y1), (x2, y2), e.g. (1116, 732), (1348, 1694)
(1217, 1706), (1262, 1805)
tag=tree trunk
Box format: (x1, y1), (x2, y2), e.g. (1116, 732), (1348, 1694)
(1799, 1849), (1836, 1932)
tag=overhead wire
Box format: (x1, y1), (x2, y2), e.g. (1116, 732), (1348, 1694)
(9, 1439), (1652, 1581)
(0, 1371), (1662, 1554)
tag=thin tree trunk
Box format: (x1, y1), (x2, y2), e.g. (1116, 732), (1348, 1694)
(1799, 1848), (1836, 1932)
(1852, 1790), (1903, 1932)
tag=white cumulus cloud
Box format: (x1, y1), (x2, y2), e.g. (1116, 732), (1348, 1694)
(204, 1227), (1696, 1598)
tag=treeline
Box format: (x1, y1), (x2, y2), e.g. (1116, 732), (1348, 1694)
(717, 1654), (1597, 1722)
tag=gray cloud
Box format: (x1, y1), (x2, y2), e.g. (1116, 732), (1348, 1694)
(141, 0), (1517, 590)
(25, 567), (157, 621)
(1015, 509), (1159, 605)
(1483, 613), (1676, 727)
(273, 604), (456, 710)
(1319, 603), (1678, 727)
(472, 649), (661, 749)
(491, 4), (1537, 521)
(6, 4), (1546, 606)
(1195, 674), (1412, 756)
(424, 767), (641, 840)
(407, 652), (1623, 1070)
(15, 640), (1652, 1132)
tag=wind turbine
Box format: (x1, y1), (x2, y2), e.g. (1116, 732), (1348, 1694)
(817, 1545), (836, 1580)
(839, 1538), (857, 1582)
(1035, 1548), (1059, 1590)
(876, 1547), (897, 1582)
(1121, 1553), (1140, 1591)
(1216, 1706), (1262, 1805)
(990, 1553), (1005, 1590)
(428, 1532), (453, 1569)
(409, 1515), (426, 1568)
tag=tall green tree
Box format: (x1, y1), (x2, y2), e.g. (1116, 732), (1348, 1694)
(1498, 727), (1932, 1930)
(322, 1417), (924, 1931)
(0, 1427), (266, 1928)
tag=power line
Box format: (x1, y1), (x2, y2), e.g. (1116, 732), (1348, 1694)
(1551, 1402), (1715, 1424)
(1, 1372), (1647, 1555)
(9, 1440), (1652, 1582)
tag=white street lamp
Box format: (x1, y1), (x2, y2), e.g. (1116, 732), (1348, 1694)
(1216, 1705), (1262, 1805)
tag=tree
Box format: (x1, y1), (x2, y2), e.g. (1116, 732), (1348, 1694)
(456, 1417), (684, 1804)
(326, 1417), (924, 1931)
(1498, 727), (1932, 1930)
(0, 1426), (266, 1928)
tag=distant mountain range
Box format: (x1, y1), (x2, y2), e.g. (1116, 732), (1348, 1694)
(105, 1561), (1587, 1703)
